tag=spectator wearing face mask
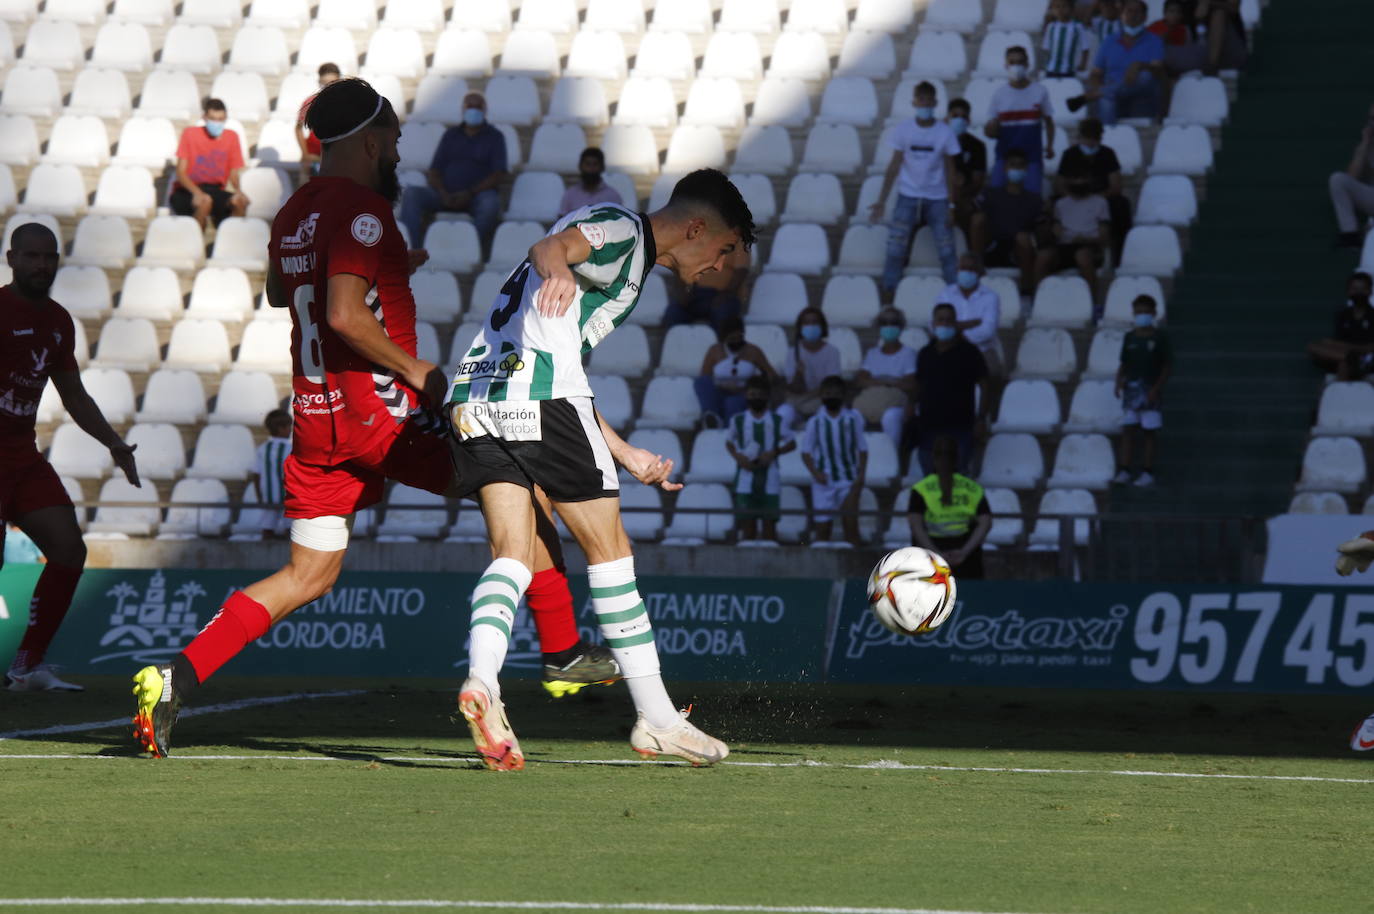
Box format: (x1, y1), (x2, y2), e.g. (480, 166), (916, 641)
(870, 81), (961, 294)
(854, 307), (918, 450)
(1055, 118), (1131, 263)
(937, 254), (1005, 377)
(1090, 0), (1124, 45)
(947, 98), (986, 242)
(558, 146), (622, 217)
(399, 91), (508, 257)
(1329, 104), (1374, 250)
(1036, 165), (1110, 300)
(801, 376), (868, 546)
(970, 148), (1045, 297)
(1043, 0), (1092, 77)
(170, 97), (249, 231)
(694, 317), (778, 428)
(1114, 294), (1171, 487)
(726, 375), (795, 544)
(779, 307), (842, 427)
(1307, 272), (1374, 380)
(985, 45), (1055, 195)
(914, 304), (990, 476)
(296, 63), (341, 184)
(1085, 0), (1165, 125)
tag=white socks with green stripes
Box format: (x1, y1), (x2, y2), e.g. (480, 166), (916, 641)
(467, 557), (532, 698)
(588, 556), (679, 729)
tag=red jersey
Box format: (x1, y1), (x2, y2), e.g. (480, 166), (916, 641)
(270, 176), (421, 466)
(175, 125), (245, 186)
(0, 285), (78, 467)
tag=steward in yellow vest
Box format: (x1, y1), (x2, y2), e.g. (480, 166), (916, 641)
(906, 436), (992, 578)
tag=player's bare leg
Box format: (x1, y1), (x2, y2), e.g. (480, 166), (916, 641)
(6, 504), (87, 691)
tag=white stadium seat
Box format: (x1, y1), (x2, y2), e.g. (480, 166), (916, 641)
(504, 171), (566, 224)
(734, 125), (794, 175)
(526, 122), (586, 172)
(564, 30), (626, 81)
(748, 272), (808, 325)
(864, 433), (899, 486)
(586, 0), (645, 34)
(382, 0), (443, 32)
(486, 76), (542, 126)
(834, 224), (887, 276)
(187, 424), (256, 480)
(924, 0), (985, 32)
(1288, 492), (1349, 516)
(658, 324), (716, 377)
(18, 164), (86, 218)
(209, 72), (270, 123)
(517, 0), (578, 37)
(800, 123), (862, 175)
(992, 379), (1061, 434)
(52, 265), (112, 320)
(125, 423), (187, 481)
(179, 0), (240, 28)
(1013, 327), (1078, 381)
(986, 487), (1024, 546)
(296, 27), (358, 76)
(1167, 76), (1228, 127)
(974, 30), (1035, 78)
(547, 77), (609, 128)
(649, 0), (711, 35)
(685, 429), (734, 485)
(68, 216), (134, 270)
(903, 29), (966, 79)
(837, 30), (897, 80)
(1297, 437), (1367, 493)
(781, 173), (845, 225)
(683, 78), (746, 130)
(209, 372), (284, 425)
(631, 30), (695, 81)
(1029, 488), (1094, 547)
(751, 78), (812, 127)
(1029, 276), (1094, 328)
(590, 375), (633, 431)
(90, 167), (157, 220)
(187, 267), (255, 323)
(92, 320), (159, 373)
(729, 172), (778, 225)
(628, 430), (685, 477)
(700, 31), (763, 82)
(137, 369), (207, 424)
(116, 266), (183, 322)
(489, 221), (546, 268)
(1102, 276), (1167, 327)
(1064, 379), (1123, 433)
(208, 218), (270, 271)
(431, 30), (492, 78)
(601, 125), (660, 176)
(411, 76), (471, 127)
(1136, 175), (1198, 226)
(68, 69), (131, 120)
(20, 20), (82, 70)
(1084, 328), (1127, 379)
(627, 271), (667, 325)
(136, 69), (202, 121)
(993, 0), (1049, 31)
(637, 377), (700, 430)
(1104, 124), (1143, 175)
(621, 487), (664, 542)
(449, 0), (509, 33)
(787, 0), (848, 35)
(378, 486), (449, 539)
(410, 270), (462, 324)
(1, 67), (62, 118)
(90, 21), (153, 72)
(162, 478), (232, 537)
(424, 221), (482, 272)
(365, 28), (426, 80)
(980, 433), (1044, 489)
(768, 31), (830, 80)
(1313, 382), (1374, 437)
(238, 168), (288, 221)
(112, 0), (172, 25)
(588, 324), (651, 377)
(112, 118), (177, 170)
(138, 215), (206, 271)
(854, 0), (915, 33)
(1118, 226), (1182, 277)
(768, 223), (830, 276)
(235, 319), (293, 374)
(398, 120), (446, 170)
(893, 276), (946, 328)
(662, 484), (733, 545)
(73, 370), (134, 429)
(497, 29), (561, 80)
(1047, 434), (1115, 490)
(614, 77), (678, 129)
(161, 24), (222, 75)
(817, 77), (879, 127)
(90, 478), (160, 536)
(665, 125), (728, 172)
(0, 114), (38, 165)
(244, 0), (307, 29)
(820, 275), (880, 328)
(1150, 125), (1213, 176)
(48, 423), (112, 479)
(164, 319), (232, 373)
(314, 0), (374, 30)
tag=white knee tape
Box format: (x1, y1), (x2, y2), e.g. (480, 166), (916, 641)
(290, 515), (350, 552)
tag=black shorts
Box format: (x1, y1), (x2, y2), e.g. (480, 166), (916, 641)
(451, 397), (619, 503)
(169, 182), (236, 225)
(1056, 242), (1104, 269)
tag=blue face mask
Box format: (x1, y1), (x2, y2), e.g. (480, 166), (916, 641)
(1134, 313), (1155, 328)
(1079, 143), (1099, 156)
(1007, 168), (1027, 184)
(933, 325), (956, 341)
(949, 116), (969, 135)
(914, 106), (935, 121)
(463, 107), (485, 127)
(204, 119), (225, 138)
(800, 324), (823, 342)
(957, 270), (979, 290)
(879, 325), (902, 343)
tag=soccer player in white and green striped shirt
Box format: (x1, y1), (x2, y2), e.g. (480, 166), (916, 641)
(801, 376), (868, 546)
(447, 169), (756, 770)
(249, 409), (292, 536)
(1043, 0), (1091, 76)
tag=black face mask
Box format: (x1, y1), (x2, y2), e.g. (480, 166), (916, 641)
(580, 170), (602, 189)
(1352, 293), (1371, 307)
(1068, 182), (1091, 197)
(746, 397), (768, 411)
(821, 397), (843, 411)
(725, 338), (745, 353)
(378, 158), (401, 204)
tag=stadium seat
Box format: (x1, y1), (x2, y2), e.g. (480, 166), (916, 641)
(626, 271), (668, 325)
(161, 478), (232, 537)
(820, 275), (880, 328)
(92, 319), (159, 374)
(768, 223), (830, 276)
(312, 0), (374, 29)
(1297, 437), (1367, 493)
(585, 0), (645, 34)
(902, 29), (966, 79)
(834, 224), (887, 276)
(364, 28), (425, 80)
(628, 429), (685, 476)
(733, 125), (794, 176)
(179, 0), (239, 27)
(744, 323), (788, 369)
(1149, 124), (1213, 176)
(630, 29), (694, 81)
(137, 369), (208, 424)
(430, 30), (492, 79)
(974, 30), (1035, 78)
(187, 424), (257, 480)
(799, 123), (862, 175)
(1118, 226), (1182, 276)
(981, 433), (1044, 489)
(410, 77), (469, 127)
(864, 433), (899, 486)
(136, 69), (202, 121)
(526, 122), (586, 172)
(112, 0), (172, 24)
(815, 77), (879, 127)
(662, 484), (734, 545)
(497, 28), (560, 80)
(1, 67), (62, 118)
(780, 173), (845, 225)
(658, 324), (717, 376)
(397, 120), (446, 171)
(382, 0), (443, 32)
(892, 276), (946, 328)
(853, 174), (895, 223)
(125, 422), (187, 481)
(486, 76), (541, 127)
(620, 486), (664, 543)
(88, 167), (156, 221)
(1047, 434), (1115, 490)
(208, 72), (269, 123)
(207, 218), (270, 272)
(235, 319), (293, 374)
(51, 265), (111, 320)
(768, 31), (830, 81)
(547, 77), (609, 129)
(614, 77), (678, 129)
(837, 30), (897, 80)
(590, 375), (633, 431)
(0, 115), (38, 166)
(682, 78), (747, 130)
(137, 215), (205, 272)
(1136, 174), (1199, 226)
(164, 318), (232, 373)
(422, 221), (482, 272)
(505, 173), (565, 225)
(18, 164), (86, 218)
(48, 423), (112, 479)
(236, 168), (287, 222)
(89, 478), (160, 536)
(748, 272), (808, 325)
(65, 216), (132, 271)
(637, 377), (700, 430)
(564, 30), (626, 81)
(1102, 124), (1143, 175)
(115, 266), (183, 322)
(1288, 491), (1349, 515)
(378, 485), (449, 539)
(1167, 76), (1228, 127)
(296, 27), (357, 76)
(993, 0), (1049, 30)
(1028, 276), (1094, 328)
(700, 31), (763, 82)
(89, 21), (153, 72)
(489, 221), (545, 268)
(443, 321), (484, 372)
(186, 267), (254, 324)
(414, 321), (440, 366)
(787, 0), (849, 35)
(588, 324), (651, 378)
(448, 0), (509, 32)
(20, 19), (81, 70)
(992, 379), (1061, 434)
(649, 0), (711, 35)
(1029, 488), (1094, 547)
(1012, 327), (1077, 381)
(111, 117), (176, 170)
(1102, 276), (1167, 327)
(516, 0), (577, 35)
(66, 70), (131, 122)
(728, 173), (778, 225)
(907, 225), (969, 273)
(665, 125), (728, 173)
(854, 0), (915, 32)
(985, 487), (1024, 546)
(243, 0), (307, 28)
(684, 429), (733, 485)
(1043, 78), (1087, 127)
(1063, 379), (1123, 433)
(1313, 382), (1374, 437)
(750, 78), (813, 127)
(1083, 328), (1127, 379)
(924, 0), (985, 32)
(409, 270), (461, 324)
(159, 24), (221, 76)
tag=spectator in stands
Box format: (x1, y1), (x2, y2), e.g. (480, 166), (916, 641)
(663, 247), (750, 333)
(913, 304), (990, 476)
(780, 307), (842, 427)
(907, 435), (992, 580)
(1328, 104), (1374, 249)
(558, 146), (622, 217)
(1307, 272), (1374, 380)
(1114, 294), (1172, 487)
(854, 308), (917, 451)
(802, 376), (867, 546)
(1055, 117), (1131, 263)
(399, 91), (508, 257)
(296, 63), (340, 184)
(986, 45), (1056, 195)
(1085, 0), (1165, 125)
(171, 97), (249, 231)
(1036, 164), (1110, 300)
(947, 98), (986, 242)
(1166, 0), (1248, 75)
(1089, 0), (1124, 45)
(938, 254), (1005, 377)
(1043, 0), (1093, 78)
(726, 375), (795, 544)
(871, 81), (961, 294)
(1149, 0), (1192, 47)
(969, 148), (1045, 296)
(695, 317), (779, 428)
(248, 408), (291, 538)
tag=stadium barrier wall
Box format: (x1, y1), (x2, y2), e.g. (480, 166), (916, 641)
(2, 566), (1371, 694)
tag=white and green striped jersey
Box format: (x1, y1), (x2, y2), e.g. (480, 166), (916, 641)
(253, 436), (291, 504)
(448, 204), (655, 404)
(1042, 20), (1088, 74)
(727, 408), (792, 496)
(801, 408), (868, 485)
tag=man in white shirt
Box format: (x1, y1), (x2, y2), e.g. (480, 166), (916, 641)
(937, 253), (1004, 377)
(870, 81), (961, 294)
(985, 45), (1055, 195)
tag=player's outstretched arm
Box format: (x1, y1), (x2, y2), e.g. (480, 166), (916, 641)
(1337, 532), (1374, 576)
(529, 226), (593, 319)
(596, 410), (682, 492)
(51, 369), (139, 486)
(326, 273), (447, 406)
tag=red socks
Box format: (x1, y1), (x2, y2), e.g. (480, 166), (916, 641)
(181, 590), (272, 683)
(10, 562), (82, 671)
(525, 566), (579, 654)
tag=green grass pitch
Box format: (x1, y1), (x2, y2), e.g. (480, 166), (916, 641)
(1, 677), (1372, 914)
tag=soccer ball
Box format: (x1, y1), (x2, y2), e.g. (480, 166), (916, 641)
(866, 547), (957, 635)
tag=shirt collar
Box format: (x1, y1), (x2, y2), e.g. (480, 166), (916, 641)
(637, 211), (657, 282)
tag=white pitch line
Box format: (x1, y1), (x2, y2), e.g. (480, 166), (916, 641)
(0, 690), (366, 740)
(0, 751), (1369, 785)
(0, 899), (1049, 914)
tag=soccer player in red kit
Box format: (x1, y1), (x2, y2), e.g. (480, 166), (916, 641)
(132, 79), (609, 757)
(2, 223), (140, 691)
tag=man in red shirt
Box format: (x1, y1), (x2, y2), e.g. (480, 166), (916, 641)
(170, 97), (250, 230)
(132, 79), (607, 758)
(2, 223), (140, 691)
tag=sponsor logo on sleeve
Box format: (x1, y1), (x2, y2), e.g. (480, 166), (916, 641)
(578, 222), (607, 250)
(351, 213), (384, 247)
(280, 213), (320, 250)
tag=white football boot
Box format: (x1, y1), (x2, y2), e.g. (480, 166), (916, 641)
(1350, 713), (1374, 752)
(630, 708), (729, 766)
(5, 666), (84, 692)
(457, 676), (524, 771)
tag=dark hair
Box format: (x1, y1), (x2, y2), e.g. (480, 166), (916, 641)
(1078, 117), (1104, 140)
(1351, 271), (1373, 287)
(8, 221), (57, 250)
(1005, 45), (1029, 61)
(819, 374), (846, 394)
(717, 315), (745, 341)
(794, 306), (829, 339)
(266, 408), (290, 428)
(1006, 146), (1029, 164)
(667, 169), (756, 249)
(933, 303), (957, 318)
(579, 146), (605, 166)
(203, 97), (226, 114)
(305, 77), (398, 146)
(914, 80), (937, 98)
(745, 374), (771, 394)
(1132, 294), (1158, 311)
(948, 97), (970, 116)
(318, 62), (341, 78)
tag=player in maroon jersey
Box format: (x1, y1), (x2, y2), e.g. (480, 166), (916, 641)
(2, 223), (140, 691)
(132, 79), (607, 757)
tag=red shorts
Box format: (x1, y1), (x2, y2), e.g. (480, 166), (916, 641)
(283, 418), (454, 519)
(0, 455), (73, 522)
